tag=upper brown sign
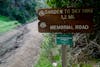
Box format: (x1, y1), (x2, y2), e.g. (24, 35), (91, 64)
(38, 8), (93, 33)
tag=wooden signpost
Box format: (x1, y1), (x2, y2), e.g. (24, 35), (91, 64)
(38, 8), (93, 67)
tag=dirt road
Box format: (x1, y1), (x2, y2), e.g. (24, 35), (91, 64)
(0, 20), (43, 67)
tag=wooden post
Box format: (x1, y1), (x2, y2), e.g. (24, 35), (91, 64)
(61, 45), (67, 67)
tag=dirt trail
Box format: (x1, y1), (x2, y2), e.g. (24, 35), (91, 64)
(0, 20), (43, 67)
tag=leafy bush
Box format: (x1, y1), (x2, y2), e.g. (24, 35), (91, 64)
(0, 15), (20, 33)
(0, 0), (36, 24)
(35, 34), (61, 67)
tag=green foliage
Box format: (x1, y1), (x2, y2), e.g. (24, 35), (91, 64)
(46, 0), (82, 8)
(47, 0), (70, 8)
(35, 34), (52, 67)
(35, 0), (48, 9)
(35, 34), (61, 67)
(35, 56), (52, 67)
(0, 0), (36, 24)
(41, 34), (52, 54)
(46, 0), (96, 8)
(0, 15), (20, 33)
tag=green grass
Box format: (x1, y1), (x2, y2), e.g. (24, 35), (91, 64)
(35, 55), (52, 67)
(0, 15), (20, 33)
(35, 34), (53, 67)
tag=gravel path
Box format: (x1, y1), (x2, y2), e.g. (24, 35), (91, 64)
(0, 20), (43, 67)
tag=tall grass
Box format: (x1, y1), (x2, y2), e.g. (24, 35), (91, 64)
(0, 15), (20, 33)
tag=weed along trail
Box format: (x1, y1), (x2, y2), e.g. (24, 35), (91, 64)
(0, 20), (43, 67)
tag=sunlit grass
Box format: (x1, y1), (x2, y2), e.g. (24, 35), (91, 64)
(0, 15), (20, 33)
(35, 55), (52, 67)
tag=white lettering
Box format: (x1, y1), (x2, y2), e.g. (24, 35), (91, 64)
(50, 25), (74, 30)
(61, 15), (75, 20)
(68, 15), (75, 19)
(50, 26), (56, 30)
(64, 9), (70, 14)
(75, 25), (89, 29)
(72, 9), (81, 13)
(61, 15), (67, 20)
(82, 9), (93, 13)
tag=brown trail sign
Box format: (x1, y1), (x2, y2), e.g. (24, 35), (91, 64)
(38, 8), (93, 33)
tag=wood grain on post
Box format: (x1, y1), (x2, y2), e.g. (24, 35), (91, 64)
(62, 45), (67, 67)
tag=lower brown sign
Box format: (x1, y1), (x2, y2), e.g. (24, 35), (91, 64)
(38, 20), (93, 33)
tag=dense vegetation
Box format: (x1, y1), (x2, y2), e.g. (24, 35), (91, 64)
(0, 15), (20, 33)
(0, 0), (47, 33)
(0, 0), (37, 24)
(35, 34), (62, 67)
